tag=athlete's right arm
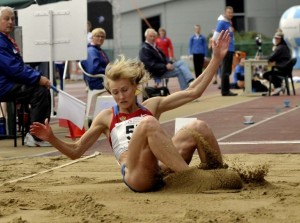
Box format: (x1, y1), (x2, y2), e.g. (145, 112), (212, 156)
(30, 109), (111, 160)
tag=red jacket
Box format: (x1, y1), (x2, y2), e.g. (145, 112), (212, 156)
(155, 37), (174, 58)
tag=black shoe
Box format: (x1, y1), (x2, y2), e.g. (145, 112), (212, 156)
(222, 91), (238, 96)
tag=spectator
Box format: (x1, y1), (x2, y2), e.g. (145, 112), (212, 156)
(263, 31), (291, 96)
(155, 27), (174, 61)
(234, 57), (245, 89)
(154, 27), (174, 86)
(189, 25), (207, 78)
(0, 6), (51, 147)
(139, 28), (194, 91)
(231, 52), (243, 89)
(272, 28), (283, 51)
(81, 28), (109, 90)
(213, 6), (237, 96)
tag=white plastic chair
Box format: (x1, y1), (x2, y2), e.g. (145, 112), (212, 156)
(77, 61), (107, 127)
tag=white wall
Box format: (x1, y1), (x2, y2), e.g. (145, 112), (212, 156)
(108, 0), (300, 58)
(119, 0), (224, 58)
(245, 0), (300, 36)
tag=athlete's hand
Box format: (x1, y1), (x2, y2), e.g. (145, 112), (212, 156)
(212, 30), (230, 61)
(30, 118), (53, 142)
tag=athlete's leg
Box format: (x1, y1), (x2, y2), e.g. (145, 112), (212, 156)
(124, 116), (189, 192)
(171, 120), (223, 167)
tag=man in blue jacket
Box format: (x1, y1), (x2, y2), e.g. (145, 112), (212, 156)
(0, 6), (51, 147)
(213, 6), (237, 96)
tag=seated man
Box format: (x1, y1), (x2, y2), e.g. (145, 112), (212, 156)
(139, 28), (194, 90)
(81, 28), (109, 90)
(0, 6), (51, 147)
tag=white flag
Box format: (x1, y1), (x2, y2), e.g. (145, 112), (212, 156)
(57, 89), (86, 129)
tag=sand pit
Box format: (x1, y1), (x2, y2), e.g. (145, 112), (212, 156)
(162, 168), (243, 193)
(1, 153), (300, 222)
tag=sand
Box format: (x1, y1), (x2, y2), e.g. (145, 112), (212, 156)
(1, 153), (300, 223)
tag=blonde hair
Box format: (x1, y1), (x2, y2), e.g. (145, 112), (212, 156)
(104, 55), (150, 94)
(92, 28), (106, 37)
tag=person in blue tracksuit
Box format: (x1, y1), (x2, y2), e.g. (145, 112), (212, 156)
(189, 24), (207, 78)
(213, 6), (237, 96)
(0, 6), (51, 147)
(81, 28), (109, 90)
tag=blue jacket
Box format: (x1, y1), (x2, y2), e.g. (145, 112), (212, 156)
(81, 44), (109, 90)
(233, 64), (244, 84)
(188, 34), (207, 56)
(213, 15), (235, 52)
(0, 32), (41, 99)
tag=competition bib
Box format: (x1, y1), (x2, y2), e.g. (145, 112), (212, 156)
(110, 116), (144, 159)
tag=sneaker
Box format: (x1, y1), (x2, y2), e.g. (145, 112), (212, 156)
(25, 133), (52, 147)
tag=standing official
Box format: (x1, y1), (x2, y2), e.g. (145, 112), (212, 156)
(213, 6), (237, 96)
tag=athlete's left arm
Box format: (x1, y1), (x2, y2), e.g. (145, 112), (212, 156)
(145, 30), (230, 115)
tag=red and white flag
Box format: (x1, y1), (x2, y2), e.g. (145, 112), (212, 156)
(57, 89), (86, 136)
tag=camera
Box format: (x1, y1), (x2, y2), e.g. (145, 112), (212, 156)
(255, 34), (262, 47)
(255, 34), (263, 56)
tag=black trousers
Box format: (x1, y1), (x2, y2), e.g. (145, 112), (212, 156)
(221, 51), (234, 95)
(193, 53), (205, 78)
(1, 84), (51, 138)
(263, 70), (282, 88)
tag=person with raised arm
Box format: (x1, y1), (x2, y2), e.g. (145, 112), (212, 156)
(31, 30), (231, 192)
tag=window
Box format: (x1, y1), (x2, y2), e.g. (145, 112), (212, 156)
(141, 15), (160, 42)
(232, 16), (245, 32)
(88, 1), (113, 39)
(226, 0), (245, 32)
(226, 0), (244, 13)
